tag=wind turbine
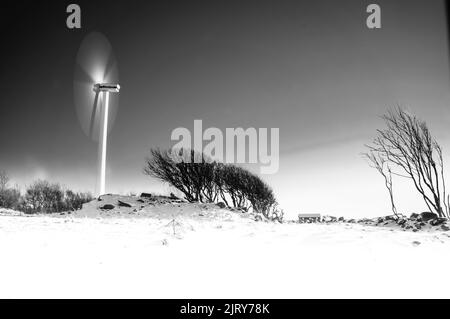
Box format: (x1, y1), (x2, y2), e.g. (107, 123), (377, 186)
(73, 32), (121, 196)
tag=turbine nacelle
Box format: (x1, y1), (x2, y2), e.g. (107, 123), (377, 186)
(93, 83), (120, 93)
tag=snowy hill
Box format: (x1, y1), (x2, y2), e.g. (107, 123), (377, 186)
(1, 194), (450, 298)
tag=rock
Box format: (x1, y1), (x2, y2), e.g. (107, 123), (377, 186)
(118, 200), (133, 208)
(140, 193), (153, 198)
(385, 215), (397, 221)
(338, 217), (345, 222)
(216, 202), (227, 209)
(412, 241), (421, 247)
(430, 218), (447, 226)
(347, 219), (355, 223)
(100, 204), (115, 210)
(137, 199), (145, 203)
(169, 193), (179, 200)
(410, 213), (420, 220)
(441, 225), (450, 231)
(397, 219), (406, 226)
(377, 217), (384, 223)
(322, 216), (337, 223)
(420, 212), (438, 222)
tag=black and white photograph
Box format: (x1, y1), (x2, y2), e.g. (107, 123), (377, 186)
(1, 0), (450, 302)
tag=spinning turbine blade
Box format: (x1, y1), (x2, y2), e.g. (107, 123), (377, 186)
(73, 32), (119, 140)
(89, 91), (101, 139)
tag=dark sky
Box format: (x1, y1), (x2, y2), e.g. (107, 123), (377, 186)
(0, 0), (449, 217)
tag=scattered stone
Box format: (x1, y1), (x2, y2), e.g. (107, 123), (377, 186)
(118, 200), (133, 208)
(420, 212), (438, 222)
(347, 219), (355, 223)
(216, 202), (227, 209)
(169, 193), (179, 200)
(338, 217), (345, 222)
(412, 241), (421, 247)
(410, 213), (420, 220)
(322, 216), (337, 223)
(100, 204), (115, 210)
(161, 239), (168, 246)
(430, 218), (447, 226)
(442, 225), (450, 231)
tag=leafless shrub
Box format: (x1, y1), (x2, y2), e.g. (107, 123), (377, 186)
(144, 148), (218, 203)
(23, 180), (92, 214)
(144, 148), (281, 220)
(0, 170), (21, 210)
(24, 180), (64, 213)
(0, 170), (9, 191)
(64, 190), (93, 211)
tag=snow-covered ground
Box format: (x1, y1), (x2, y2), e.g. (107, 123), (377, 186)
(1, 196), (450, 298)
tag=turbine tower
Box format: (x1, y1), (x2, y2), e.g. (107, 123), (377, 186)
(93, 83), (120, 195)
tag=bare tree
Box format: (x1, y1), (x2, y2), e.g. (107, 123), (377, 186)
(366, 107), (449, 218)
(363, 151), (398, 218)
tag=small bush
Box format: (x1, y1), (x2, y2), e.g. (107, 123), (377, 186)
(0, 187), (21, 209)
(0, 170), (21, 210)
(23, 180), (92, 214)
(1, 170), (94, 214)
(24, 180), (64, 213)
(64, 190), (93, 211)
